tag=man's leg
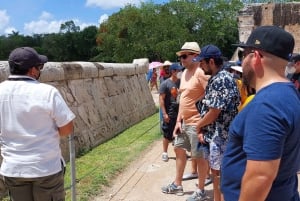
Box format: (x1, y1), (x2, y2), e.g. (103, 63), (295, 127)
(161, 126), (190, 195)
(186, 126), (210, 200)
(162, 137), (169, 161)
(211, 169), (223, 201)
(191, 158), (197, 174)
(196, 157), (209, 191)
(173, 147), (187, 186)
(209, 138), (226, 201)
(161, 146), (186, 196)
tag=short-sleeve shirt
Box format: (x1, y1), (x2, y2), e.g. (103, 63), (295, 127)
(179, 68), (208, 125)
(159, 79), (180, 119)
(0, 75), (76, 178)
(198, 70), (240, 141)
(221, 82), (300, 201)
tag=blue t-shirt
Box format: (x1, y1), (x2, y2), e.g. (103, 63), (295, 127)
(221, 82), (300, 201)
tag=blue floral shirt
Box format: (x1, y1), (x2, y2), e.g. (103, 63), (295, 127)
(199, 70), (240, 141)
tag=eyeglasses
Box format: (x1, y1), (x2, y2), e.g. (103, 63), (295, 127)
(179, 53), (194, 60)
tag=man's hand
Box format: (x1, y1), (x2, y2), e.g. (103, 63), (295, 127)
(173, 121), (182, 137)
(197, 132), (206, 144)
(162, 113), (170, 123)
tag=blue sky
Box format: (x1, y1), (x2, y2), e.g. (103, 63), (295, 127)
(0, 0), (168, 36)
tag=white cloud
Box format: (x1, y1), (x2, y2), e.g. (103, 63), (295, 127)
(72, 19), (97, 30)
(24, 16), (98, 35)
(0, 10), (10, 30)
(85, 0), (141, 9)
(4, 27), (17, 35)
(99, 14), (108, 24)
(24, 19), (64, 34)
(39, 11), (53, 20)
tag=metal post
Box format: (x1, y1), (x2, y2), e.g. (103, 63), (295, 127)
(69, 133), (77, 201)
(159, 106), (162, 134)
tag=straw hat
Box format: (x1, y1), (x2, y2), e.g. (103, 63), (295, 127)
(162, 60), (172, 66)
(176, 42), (200, 56)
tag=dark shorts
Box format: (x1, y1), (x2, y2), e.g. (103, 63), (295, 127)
(2, 170), (65, 201)
(161, 118), (176, 141)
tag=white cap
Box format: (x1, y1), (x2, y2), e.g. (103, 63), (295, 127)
(230, 66), (243, 73)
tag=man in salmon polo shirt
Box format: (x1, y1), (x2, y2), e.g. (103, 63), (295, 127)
(161, 42), (210, 196)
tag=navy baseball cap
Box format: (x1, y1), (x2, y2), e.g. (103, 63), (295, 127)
(8, 47), (48, 70)
(233, 26), (294, 61)
(170, 63), (183, 71)
(193, 45), (222, 62)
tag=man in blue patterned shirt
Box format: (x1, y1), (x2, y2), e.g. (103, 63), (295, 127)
(186, 45), (240, 201)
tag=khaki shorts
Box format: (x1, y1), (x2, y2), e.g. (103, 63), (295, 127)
(173, 124), (204, 158)
(3, 170), (65, 201)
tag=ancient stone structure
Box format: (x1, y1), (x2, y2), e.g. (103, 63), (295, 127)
(0, 59), (156, 161)
(237, 2), (300, 53)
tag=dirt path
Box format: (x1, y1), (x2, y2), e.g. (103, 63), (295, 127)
(91, 90), (300, 201)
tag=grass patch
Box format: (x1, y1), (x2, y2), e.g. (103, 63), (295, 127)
(64, 112), (161, 201)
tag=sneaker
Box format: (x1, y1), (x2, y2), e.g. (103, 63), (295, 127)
(195, 177), (213, 187)
(186, 190), (207, 201)
(161, 182), (184, 196)
(182, 172), (198, 180)
(162, 152), (169, 162)
(205, 177), (212, 186)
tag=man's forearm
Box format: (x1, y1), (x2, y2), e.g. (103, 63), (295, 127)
(196, 108), (220, 131)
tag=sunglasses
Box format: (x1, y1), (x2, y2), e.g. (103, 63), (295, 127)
(179, 53), (194, 60)
(242, 49), (263, 60)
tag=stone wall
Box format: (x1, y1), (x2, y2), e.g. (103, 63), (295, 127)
(0, 59), (157, 161)
(235, 2), (300, 58)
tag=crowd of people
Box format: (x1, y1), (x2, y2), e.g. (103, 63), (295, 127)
(0, 25), (299, 201)
(158, 26), (300, 201)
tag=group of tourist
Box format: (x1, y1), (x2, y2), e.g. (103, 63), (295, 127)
(159, 26), (300, 201)
(0, 25), (299, 201)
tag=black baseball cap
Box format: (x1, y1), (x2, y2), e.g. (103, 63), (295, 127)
(233, 26), (294, 61)
(8, 47), (48, 70)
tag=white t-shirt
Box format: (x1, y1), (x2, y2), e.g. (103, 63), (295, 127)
(0, 75), (76, 178)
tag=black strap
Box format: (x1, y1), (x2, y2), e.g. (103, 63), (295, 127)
(8, 77), (35, 81)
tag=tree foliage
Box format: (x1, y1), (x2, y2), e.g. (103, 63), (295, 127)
(96, 0), (243, 62)
(0, 0), (247, 62)
(0, 25), (99, 62)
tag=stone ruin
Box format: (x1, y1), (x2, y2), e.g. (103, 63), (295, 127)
(232, 2), (300, 60)
(0, 59), (157, 162)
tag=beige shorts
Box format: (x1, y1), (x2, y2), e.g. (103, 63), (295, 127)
(173, 123), (204, 158)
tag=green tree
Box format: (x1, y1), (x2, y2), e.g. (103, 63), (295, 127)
(95, 0), (243, 63)
(60, 20), (80, 33)
(76, 26), (99, 61)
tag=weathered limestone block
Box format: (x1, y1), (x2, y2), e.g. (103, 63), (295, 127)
(237, 2), (300, 53)
(40, 62), (65, 81)
(0, 62), (9, 82)
(232, 2), (300, 60)
(0, 58), (156, 162)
